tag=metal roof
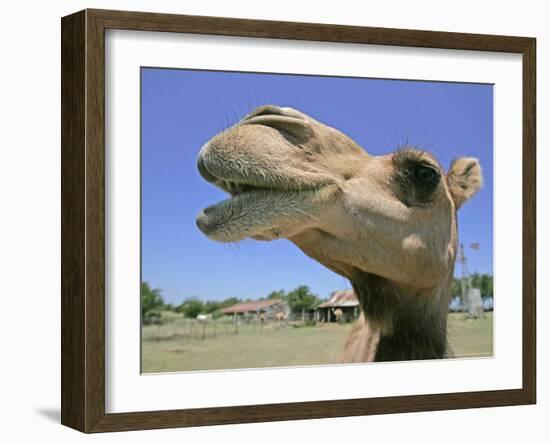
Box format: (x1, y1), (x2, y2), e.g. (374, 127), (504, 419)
(222, 299), (286, 314)
(318, 289), (359, 308)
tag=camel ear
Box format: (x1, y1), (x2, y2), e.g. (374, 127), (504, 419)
(446, 157), (483, 209)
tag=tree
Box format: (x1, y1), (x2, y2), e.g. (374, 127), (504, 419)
(141, 282), (165, 325)
(203, 300), (221, 314)
(453, 273), (493, 299)
(468, 272), (493, 298)
(218, 297), (241, 309)
(203, 300), (225, 318)
(479, 274), (493, 298)
(287, 285), (320, 321)
(267, 290), (286, 300)
(451, 278), (462, 298)
(162, 302), (175, 311)
(470, 272), (482, 291)
(177, 298), (205, 319)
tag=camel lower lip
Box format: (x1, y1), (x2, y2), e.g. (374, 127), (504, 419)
(196, 189), (283, 236)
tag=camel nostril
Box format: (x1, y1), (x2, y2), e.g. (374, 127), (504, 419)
(240, 110), (311, 142)
(242, 105), (285, 121)
(239, 105), (310, 142)
(241, 105), (306, 123)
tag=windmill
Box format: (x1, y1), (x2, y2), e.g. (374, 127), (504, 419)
(457, 242), (480, 313)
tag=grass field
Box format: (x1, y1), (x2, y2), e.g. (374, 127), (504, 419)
(142, 312), (493, 373)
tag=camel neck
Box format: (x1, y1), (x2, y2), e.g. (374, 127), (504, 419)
(350, 272), (449, 362)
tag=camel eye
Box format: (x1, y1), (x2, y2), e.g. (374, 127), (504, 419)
(415, 165), (437, 183)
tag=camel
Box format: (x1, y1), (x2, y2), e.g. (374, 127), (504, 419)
(196, 105), (482, 362)
(332, 308), (344, 323)
(274, 311), (288, 321)
(274, 311), (289, 328)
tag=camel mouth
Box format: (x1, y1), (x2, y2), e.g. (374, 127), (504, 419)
(210, 178), (271, 198)
(196, 156), (325, 243)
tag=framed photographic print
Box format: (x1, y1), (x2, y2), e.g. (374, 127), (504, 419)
(61, 9), (536, 433)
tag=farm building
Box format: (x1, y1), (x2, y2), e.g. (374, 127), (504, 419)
(316, 289), (360, 322)
(222, 299), (290, 321)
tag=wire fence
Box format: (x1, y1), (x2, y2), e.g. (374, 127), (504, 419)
(142, 315), (303, 342)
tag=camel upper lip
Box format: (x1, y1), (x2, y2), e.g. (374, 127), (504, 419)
(196, 156), (272, 196)
(197, 151), (323, 197)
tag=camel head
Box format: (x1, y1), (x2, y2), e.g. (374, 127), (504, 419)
(196, 105), (482, 296)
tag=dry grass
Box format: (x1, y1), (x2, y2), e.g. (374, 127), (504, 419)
(447, 312), (493, 358)
(142, 312), (493, 373)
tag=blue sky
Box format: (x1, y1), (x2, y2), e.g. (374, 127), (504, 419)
(141, 68), (493, 305)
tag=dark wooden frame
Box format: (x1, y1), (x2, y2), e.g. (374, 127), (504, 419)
(61, 8), (536, 433)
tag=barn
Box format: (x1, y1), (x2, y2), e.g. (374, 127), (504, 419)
(222, 299), (290, 321)
(316, 289), (360, 323)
